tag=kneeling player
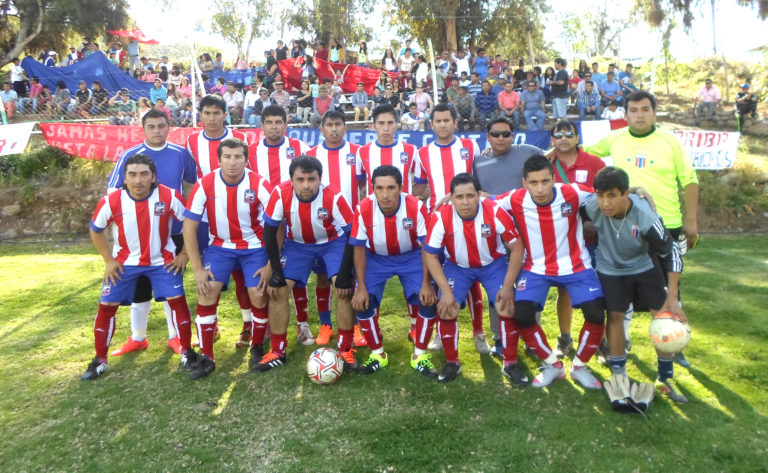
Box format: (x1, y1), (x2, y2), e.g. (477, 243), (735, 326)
(423, 173), (523, 383)
(348, 165), (439, 376)
(586, 167), (689, 403)
(259, 156), (358, 371)
(82, 154), (195, 380)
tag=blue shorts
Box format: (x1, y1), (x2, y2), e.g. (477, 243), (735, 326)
(202, 246), (268, 290)
(514, 269), (603, 309)
(282, 237), (346, 286)
(197, 222), (242, 272)
(100, 265), (185, 305)
(441, 257), (507, 309)
(364, 249), (423, 309)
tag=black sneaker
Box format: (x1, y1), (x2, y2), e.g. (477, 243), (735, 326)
(339, 349), (360, 374)
(188, 354), (215, 380)
(437, 362), (462, 383)
(81, 358), (107, 381)
(555, 334), (574, 359)
(502, 363), (530, 386)
(251, 351), (286, 373)
(248, 345), (265, 372)
(180, 349), (199, 371)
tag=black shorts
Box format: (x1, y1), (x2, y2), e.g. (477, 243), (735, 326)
(133, 234), (184, 303)
(598, 268), (666, 313)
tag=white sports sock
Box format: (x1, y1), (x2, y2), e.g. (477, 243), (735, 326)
(624, 304), (634, 341)
(130, 301), (152, 341)
(163, 301), (178, 339)
(241, 308), (252, 323)
(413, 348), (426, 357)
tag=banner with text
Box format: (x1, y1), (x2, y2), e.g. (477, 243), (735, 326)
(673, 129), (740, 170)
(0, 122), (36, 156)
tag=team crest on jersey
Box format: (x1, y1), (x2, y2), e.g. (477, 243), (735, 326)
(346, 153), (356, 165)
(460, 147), (470, 160)
(317, 207), (329, 219)
(635, 154), (647, 168)
(447, 278), (455, 289)
(399, 152), (409, 164)
(517, 276), (527, 291)
(280, 255), (287, 268)
(154, 201), (166, 216)
(560, 202), (573, 217)
(244, 189), (256, 203)
(480, 223), (492, 237)
(101, 283), (111, 296)
(631, 225), (640, 238)
(286, 147), (296, 159)
(575, 170), (588, 183)
(402, 217), (414, 230)
(204, 262), (211, 271)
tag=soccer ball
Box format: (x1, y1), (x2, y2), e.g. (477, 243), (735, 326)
(649, 312), (691, 353)
(306, 348), (343, 385)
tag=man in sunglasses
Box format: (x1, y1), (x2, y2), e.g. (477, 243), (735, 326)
(519, 81), (547, 131)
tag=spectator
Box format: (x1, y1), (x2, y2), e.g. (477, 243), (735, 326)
(520, 80), (547, 131)
(310, 85), (334, 126)
(568, 69), (581, 98)
(575, 71), (594, 96)
(357, 41), (369, 67)
(693, 78), (722, 123)
(446, 78), (460, 104)
(149, 79), (167, 104)
(243, 83), (260, 125)
(73, 80), (93, 117)
(577, 59), (589, 79)
(409, 82), (433, 116)
(619, 63), (637, 94)
(248, 88), (273, 127)
(143, 68), (157, 83)
(66, 46), (79, 66)
(44, 51), (57, 67)
(591, 62), (605, 86)
(18, 77), (42, 113)
(275, 40), (289, 61)
(452, 49), (471, 76)
(371, 87), (386, 107)
(169, 67), (183, 88)
(9, 58), (27, 98)
(199, 53), (214, 72)
(492, 55), (506, 77)
(351, 81), (371, 122)
(1, 82), (18, 118)
(108, 88), (135, 125)
(601, 99), (625, 120)
(290, 40), (305, 59)
(329, 39), (343, 63)
(51, 81), (71, 116)
(414, 55), (429, 88)
(497, 80), (521, 128)
(235, 52), (248, 70)
(578, 80), (601, 120)
(213, 52), (225, 69)
(541, 66), (555, 100)
(153, 97), (172, 120)
(400, 102), (427, 130)
(381, 48), (398, 73)
(550, 58), (569, 119)
(459, 72), (471, 88)
(136, 97), (152, 123)
(263, 50), (279, 80)
(400, 39), (417, 57)
(269, 81), (291, 109)
(473, 47), (490, 80)
(158, 66), (169, 83)
(454, 85), (477, 131)
(376, 71), (390, 92)
(467, 72), (482, 96)
(296, 80), (313, 122)
(212, 77), (227, 95)
(474, 80), (498, 130)
(329, 78), (343, 110)
(127, 37), (140, 71)
(380, 83), (400, 112)
(140, 56), (154, 71)
(398, 48), (416, 89)
(491, 75), (506, 96)
(90, 81), (110, 116)
(736, 83), (758, 124)
(315, 41), (328, 62)
(223, 82), (244, 123)
(37, 84), (52, 114)
(599, 71), (623, 106)
(165, 90), (182, 124)
(178, 77), (192, 99)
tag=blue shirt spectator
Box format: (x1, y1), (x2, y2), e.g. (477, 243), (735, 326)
(149, 81), (167, 105)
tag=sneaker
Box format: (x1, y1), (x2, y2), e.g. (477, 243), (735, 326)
(656, 378), (689, 404)
(315, 325), (334, 345)
(235, 330), (251, 348)
(473, 333), (491, 355)
(359, 352), (389, 375)
(570, 365), (602, 389)
(252, 351), (286, 373)
(247, 345), (265, 371)
(408, 329), (417, 344)
(437, 362), (462, 383)
(428, 334), (443, 351)
(532, 362), (566, 388)
(353, 325), (368, 347)
(179, 349), (199, 371)
(296, 323), (315, 346)
(555, 334), (574, 359)
(674, 352), (692, 369)
(81, 358), (108, 380)
(189, 354), (215, 380)
(502, 363), (530, 386)
(489, 341), (503, 359)
(339, 349), (360, 373)
(167, 337), (183, 354)
(410, 353), (438, 378)
(110, 336), (148, 357)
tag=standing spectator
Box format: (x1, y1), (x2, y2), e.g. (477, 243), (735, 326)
(497, 80), (521, 128)
(541, 66), (555, 100)
(693, 78), (722, 123)
(400, 39), (417, 57)
(357, 41), (368, 67)
(315, 42), (329, 62)
(269, 81), (291, 109)
(127, 37), (140, 71)
(73, 80), (93, 117)
(398, 48), (416, 89)
(400, 102), (427, 131)
(44, 51), (57, 67)
(310, 85), (334, 126)
(290, 40), (305, 59)
(264, 49), (279, 80)
(550, 58), (569, 119)
(235, 52), (248, 69)
(19, 77), (42, 113)
(90, 81), (110, 116)
(520, 80), (547, 131)
(578, 80), (601, 120)
(67, 46), (79, 66)
(452, 49), (471, 77)
(601, 100), (625, 120)
(454, 85), (477, 131)
(414, 55), (429, 88)
(296, 80), (313, 123)
(577, 60), (589, 79)
(149, 79), (167, 105)
(473, 48), (490, 80)
(599, 71), (623, 106)
(381, 48), (397, 73)
(223, 82), (244, 124)
(275, 40), (289, 61)
(52, 81), (71, 116)
(108, 88), (135, 125)
(492, 55), (506, 77)
(329, 39), (343, 63)
(474, 80), (498, 130)
(351, 81), (371, 122)
(9, 58), (27, 98)
(1, 82), (18, 118)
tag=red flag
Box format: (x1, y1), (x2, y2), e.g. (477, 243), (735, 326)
(108, 28), (159, 45)
(278, 58), (396, 95)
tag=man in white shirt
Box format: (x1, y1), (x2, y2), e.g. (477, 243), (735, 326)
(9, 58), (27, 98)
(223, 81), (244, 124)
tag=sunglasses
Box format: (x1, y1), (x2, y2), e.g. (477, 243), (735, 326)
(553, 131), (575, 139)
(528, 84), (536, 87)
(489, 130), (512, 138)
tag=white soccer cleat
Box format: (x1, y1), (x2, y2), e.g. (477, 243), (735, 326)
(296, 323), (315, 346)
(532, 363), (566, 388)
(473, 333), (491, 355)
(570, 365), (602, 389)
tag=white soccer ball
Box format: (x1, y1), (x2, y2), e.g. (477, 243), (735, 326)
(649, 312), (691, 353)
(306, 348), (343, 385)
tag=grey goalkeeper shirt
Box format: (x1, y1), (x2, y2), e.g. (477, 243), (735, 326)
(472, 144), (542, 196)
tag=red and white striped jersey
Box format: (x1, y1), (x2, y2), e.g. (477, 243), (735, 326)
(498, 183), (593, 276)
(414, 137), (480, 212)
(264, 181), (354, 245)
(248, 137), (310, 187)
(357, 140), (417, 194)
(425, 198), (518, 268)
(350, 193), (428, 256)
(91, 184), (186, 266)
(185, 170), (272, 249)
(186, 129), (249, 178)
(307, 141), (363, 207)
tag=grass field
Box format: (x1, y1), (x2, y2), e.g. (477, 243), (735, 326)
(1, 235), (767, 472)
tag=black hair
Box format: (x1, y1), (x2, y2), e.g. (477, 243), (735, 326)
(431, 102), (456, 121)
(593, 166), (629, 194)
(56, 80), (66, 88)
(217, 138), (249, 160)
(487, 117), (513, 132)
(551, 119), (578, 137)
(523, 155), (553, 178)
(555, 58), (566, 67)
(584, 80), (594, 86)
(372, 165), (403, 187)
(124, 153), (157, 177)
(372, 104), (396, 122)
(626, 90), (657, 111)
(262, 104), (287, 122)
(321, 110), (346, 126)
(449, 172), (481, 194)
(198, 94), (227, 113)
(289, 155), (323, 178)
(142, 108), (170, 126)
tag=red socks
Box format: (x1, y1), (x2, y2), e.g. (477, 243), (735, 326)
(468, 282), (485, 335)
(251, 305), (269, 347)
(575, 321), (605, 363)
(167, 297), (192, 351)
(337, 328), (354, 352)
(270, 333), (287, 356)
(518, 324), (554, 361)
(358, 315), (383, 351)
(94, 303), (119, 360)
(292, 286), (309, 324)
(439, 319), (460, 364)
(413, 314), (436, 351)
(316, 285), (332, 314)
(195, 303), (218, 360)
(499, 316), (520, 365)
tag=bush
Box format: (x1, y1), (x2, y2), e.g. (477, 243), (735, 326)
(0, 146), (73, 181)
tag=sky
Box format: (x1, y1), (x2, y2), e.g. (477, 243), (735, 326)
(128, 0), (766, 63)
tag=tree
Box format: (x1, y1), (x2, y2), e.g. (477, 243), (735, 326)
(634, 0), (767, 29)
(0, 0), (130, 68)
(210, 0), (269, 61)
(288, 0), (373, 48)
(559, 3), (635, 58)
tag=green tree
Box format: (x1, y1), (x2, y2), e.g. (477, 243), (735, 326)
(0, 0), (130, 68)
(210, 0), (269, 61)
(289, 0), (373, 49)
(634, 0), (767, 29)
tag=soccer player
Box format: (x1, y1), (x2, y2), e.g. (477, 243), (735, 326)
(498, 155), (605, 389)
(585, 90), (698, 368)
(186, 94), (255, 348)
(585, 167), (689, 403)
(257, 156), (357, 372)
(349, 165), (438, 376)
(182, 139), (273, 379)
(423, 173), (523, 383)
(82, 154), (195, 380)
(413, 103), (490, 355)
(106, 108), (198, 357)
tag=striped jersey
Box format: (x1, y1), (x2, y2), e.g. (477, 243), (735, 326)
(91, 184), (186, 266)
(186, 128), (249, 178)
(349, 193), (428, 255)
(248, 137), (310, 187)
(357, 140), (417, 194)
(184, 170), (272, 249)
(414, 137), (480, 212)
(307, 141), (364, 207)
(424, 198), (518, 268)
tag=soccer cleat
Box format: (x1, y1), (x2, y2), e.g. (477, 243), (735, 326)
(570, 365), (602, 389)
(428, 334), (443, 351)
(359, 352), (389, 375)
(473, 333), (491, 355)
(532, 362), (566, 388)
(674, 352), (692, 369)
(296, 323), (315, 346)
(411, 353), (438, 378)
(179, 349), (199, 371)
(251, 351), (286, 373)
(81, 358), (108, 381)
(315, 324), (334, 345)
(167, 337), (183, 355)
(235, 330), (251, 348)
(555, 334), (574, 359)
(110, 336), (148, 357)
(188, 354), (215, 380)
(353, 325), (368, 347)
(437, 362), (462, 383)
(339, 349), (360, 373)
(656, 378), (689, 404)
(408, 329), (417, 344)
(248, 345), (265, 371)
(502, 364), (530, 386)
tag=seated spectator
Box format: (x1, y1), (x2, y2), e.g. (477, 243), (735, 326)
(380, 83), (400, 113)
(222, 81), (244, 123)
(736, 83), (758, 122)
(351, 81), (370, 122)
(136, 97), (152, 123)
(568, 69), (581, 98)
(371, 87), (386, 107)
(213, 52), (225, 69)
(296, 80), (313, 123)
(169, 67), (183, 88)
(243, 83), (260, 126)
(599, 71), (623, 106)
(619, 63), (637, 94)
(446, 78), (460, 104)
(51, 81), (72, 117)
(376, 71), (390, 92)
(467, 73), (481, 95)
(578, 80), (601, 120)
(150, 79), (167, 105)
(36, 84), (52, 115)
(409, 82), (433, 116)
(73, 80), (93, 117)
(235, 52), (248, 70)
(400, 102), (427, 130)
(212, 77), (227, 95)
(165, 91), (182, 124)
(310, 85), (334, 126)
(454, 85), (477, 131)
(158, 66), (169, 83)
(153, 97), (172, 120)
(491, 75), (507, 96)
(601, 100), (625, 120)
(474, 80), (498, 130)
(90, 81), (110, 116)
(270, 81), (292, 109)
(18, 77), (42, 114)
(108, 88), (136, 125)
(178, 77), (192, 99)
(520, 80), (547, 131)
(178, 99), (194, 127)
(1, 82), (18, 118)
(693, 78), (722, 123)
(309, 76), (319, 97)
(497, 80), (521, 128)
(248, 88), (273, 127)
(143, 68), (157, 83)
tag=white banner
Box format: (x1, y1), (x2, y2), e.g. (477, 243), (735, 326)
(673, 129), (740, 170)
(0, 122), (36, 156)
